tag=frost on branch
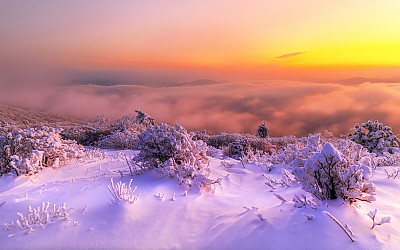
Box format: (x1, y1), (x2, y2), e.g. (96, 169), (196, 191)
(256, 121), (269, 138)
(134, 123), (213, 190)
(367, 209), (391, 229)
(348, 120), (400, 155)
(0, 127), (85, 176)
(292, 142), (376, 202)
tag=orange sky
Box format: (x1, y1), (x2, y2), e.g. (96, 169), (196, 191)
(1, 0), (400, 83)
(1, 1), (400, 136)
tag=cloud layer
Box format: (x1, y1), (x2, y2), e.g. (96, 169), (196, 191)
(1, 80), (399, 137)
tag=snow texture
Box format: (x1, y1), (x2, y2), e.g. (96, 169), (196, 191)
(1, 148), (400, 249)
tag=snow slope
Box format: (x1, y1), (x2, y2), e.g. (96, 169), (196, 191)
(1, 150), (399, 250)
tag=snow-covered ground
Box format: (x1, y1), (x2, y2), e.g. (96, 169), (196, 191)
(0, 149), (399, 249)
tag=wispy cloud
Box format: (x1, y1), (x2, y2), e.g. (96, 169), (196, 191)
(276, 52), (306, 59)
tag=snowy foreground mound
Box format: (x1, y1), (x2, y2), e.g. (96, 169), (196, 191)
(0, 150), (399, 250)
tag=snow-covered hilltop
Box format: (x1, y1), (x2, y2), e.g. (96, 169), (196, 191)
(0, 109), (399, 249)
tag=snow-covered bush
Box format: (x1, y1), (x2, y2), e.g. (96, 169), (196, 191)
(94, 112), (153, 150)
(66, 114), (114, 146)
(62, 110), (150, 148)
(61, 125), (112, 146)
(0, 121), (16, 136)
(265, 134), (323, 166)
(96, 130), (139, 150)
(292, 142), (375, 202)
(0, 127), (85, 176)
(205, 133), (274, 160)
(348, 120), (400, 155)
(223, 141), (250, 160)
(114, 113), (149, 133)
(269, 132), (373, 170)
(256, 121), (269, 138)
(135, 109), (155, 126)
(375, 152), (400, 168)
(134, 123), (212, 189)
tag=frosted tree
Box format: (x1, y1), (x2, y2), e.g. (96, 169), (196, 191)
(348, 120), (400, 155)
(256, 121), (269, 138)
(292, 142), (375, 202)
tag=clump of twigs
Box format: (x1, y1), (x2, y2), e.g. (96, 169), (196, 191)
(107, 178), (140, 203)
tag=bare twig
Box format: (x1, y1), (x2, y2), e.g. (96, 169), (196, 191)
(273, 193), (288, 203)
(323, 211), (355, 242)
(124, 154), (134, 176)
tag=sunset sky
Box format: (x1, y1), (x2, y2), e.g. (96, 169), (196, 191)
(0, 1), (399, 135)
(1, 0), (400, 83)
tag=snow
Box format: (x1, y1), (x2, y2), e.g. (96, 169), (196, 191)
(1, 149), (399, 249)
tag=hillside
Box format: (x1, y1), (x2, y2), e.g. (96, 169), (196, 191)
(0, 104), (78, 129)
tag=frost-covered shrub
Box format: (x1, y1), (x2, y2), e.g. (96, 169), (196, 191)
(223, 141), (250, 160)
(374, 152), (400, 168)
(62, 110), (151, 148)
(61, 125), (112, 146)
(96, 130), (139, 150)
(95, 112), (150, 149)
(268, 132), (373, 170)
(292, 142), (375, 202)
(193, 131), (296, 161)
(205, 133), (273, 160)
(0, 127), (85, 176)
(267, 134), (323, 166)
(348, 120), (400, 155)
(0, 121), (17, 136)
(114, 113), (149, 133)
(256, 121), (269, 138)
(135, 109), (155, 126)
(134, 123), (212, 189)
(63, 115), (114, 146)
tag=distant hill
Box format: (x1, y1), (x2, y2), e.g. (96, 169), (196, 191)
(0, 104), (79, 129)
(170, 79), (225, 87)
(335, 77), (400, 86)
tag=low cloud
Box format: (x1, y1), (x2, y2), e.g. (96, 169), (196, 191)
(0, 80), (399, 137)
